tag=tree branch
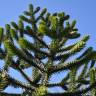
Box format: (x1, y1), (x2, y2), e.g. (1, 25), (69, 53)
(0, 92), (21, 96)
(47, 81), (96, 96)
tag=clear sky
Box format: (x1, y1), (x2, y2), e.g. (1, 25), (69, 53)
(0, 0), (96, 93)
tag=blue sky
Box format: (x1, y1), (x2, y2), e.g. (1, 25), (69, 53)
(0, 0), (96, 93)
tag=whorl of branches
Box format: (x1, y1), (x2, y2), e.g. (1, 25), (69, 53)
(0, 3), (96, 96)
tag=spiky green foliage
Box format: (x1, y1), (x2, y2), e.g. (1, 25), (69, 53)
(0, 70), (9, 91)
(89, 68), (96, 96)
(0, 3), (96, 96)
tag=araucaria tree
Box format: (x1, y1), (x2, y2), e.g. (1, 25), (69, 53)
(0, 4), (96, 96)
